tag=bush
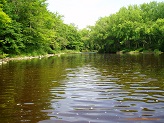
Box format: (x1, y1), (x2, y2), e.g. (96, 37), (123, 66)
(136, 48), (144, 52)
(154, 49), (163, 54)
(0, 53), (8, 59)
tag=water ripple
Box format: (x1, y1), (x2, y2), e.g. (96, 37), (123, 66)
(40, 64), (164, 123)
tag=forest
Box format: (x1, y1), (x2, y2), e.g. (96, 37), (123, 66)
(0, 0), (164, 57)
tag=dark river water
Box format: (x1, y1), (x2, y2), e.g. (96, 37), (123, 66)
(0, 53), (164, 123)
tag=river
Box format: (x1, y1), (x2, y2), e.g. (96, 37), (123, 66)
(0, 53), (164, 123)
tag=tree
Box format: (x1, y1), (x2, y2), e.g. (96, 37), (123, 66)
(0, 1), (24, 55)
(81, 1), (164, 53)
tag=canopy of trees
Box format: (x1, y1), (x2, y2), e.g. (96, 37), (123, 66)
(0, 1), (164, 56)
(83, 1), (164, 53)
(0, 0), (82, 56)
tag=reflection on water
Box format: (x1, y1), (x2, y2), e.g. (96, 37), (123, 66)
(0, 53), (164, 123)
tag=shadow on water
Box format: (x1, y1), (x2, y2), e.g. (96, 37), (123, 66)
(0, 53), (164, 123)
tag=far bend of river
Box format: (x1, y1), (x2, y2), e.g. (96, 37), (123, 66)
(0, 53), (164, 123)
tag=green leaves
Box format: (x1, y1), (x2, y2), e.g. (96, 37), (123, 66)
(1, 0), (164, 56)
(82, 1), (164, 53)
(0, 8), (11, 26)
(0, 20), (24, 54)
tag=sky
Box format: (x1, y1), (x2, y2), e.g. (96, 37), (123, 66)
(46, 0), (164, 29)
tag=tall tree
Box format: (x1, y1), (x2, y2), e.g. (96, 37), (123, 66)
(82, 1), (164, 53)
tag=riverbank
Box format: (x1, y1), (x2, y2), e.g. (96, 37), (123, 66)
(116, 49), (163, 55)
(0, 50), (81, 65)
(1, 49), (162, 65)
(0, 54), (55, 65)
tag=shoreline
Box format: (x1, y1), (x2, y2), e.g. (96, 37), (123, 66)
(1, 50), (162, 65)
(0, 54), (57, 65)
(116, 50), (163, 55)
(0, 50), (82, 65)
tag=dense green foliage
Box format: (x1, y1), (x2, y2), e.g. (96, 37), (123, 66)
(84, 1), (164, 53)
(0, 1), (164, 57)
(0, 0), (82, 56)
